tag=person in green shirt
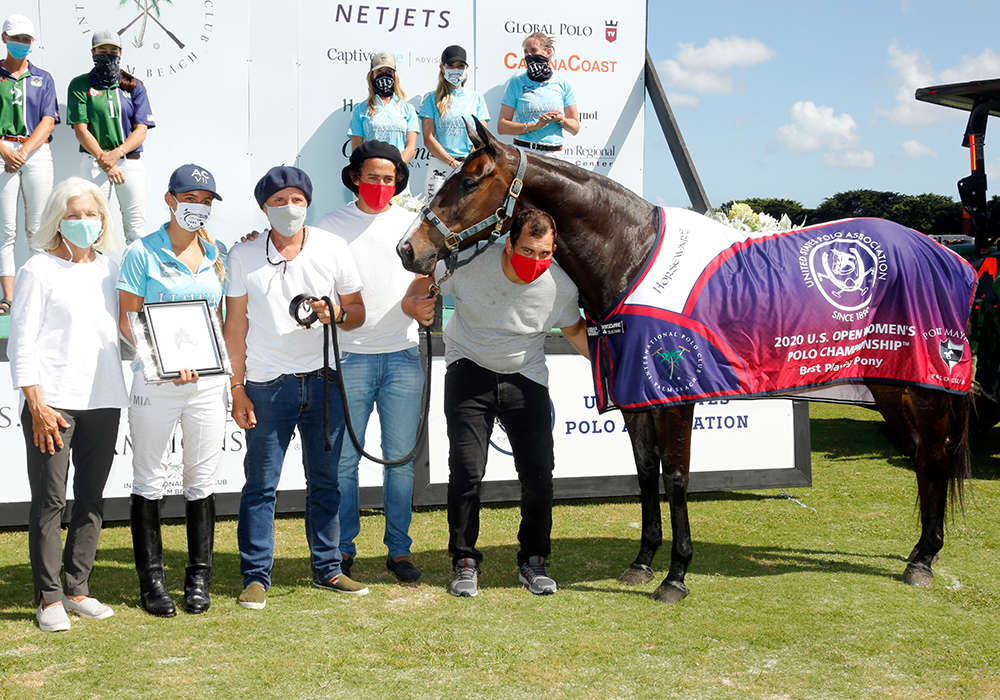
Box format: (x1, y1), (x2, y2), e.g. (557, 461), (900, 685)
(67, 29), (155, 244)
(0, 14), (57, 314)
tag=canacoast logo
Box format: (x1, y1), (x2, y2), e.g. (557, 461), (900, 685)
(73, 0), (216, 80)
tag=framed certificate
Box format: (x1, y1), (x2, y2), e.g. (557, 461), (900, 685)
(128, 300), (231, 382)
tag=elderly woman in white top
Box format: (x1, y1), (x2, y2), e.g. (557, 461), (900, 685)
(8, 177), (128, 632)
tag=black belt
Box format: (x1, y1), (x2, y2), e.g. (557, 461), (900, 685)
(513, 139), (562, 152)
(125, 151), (141, 160)
(291, 368), (337, 379)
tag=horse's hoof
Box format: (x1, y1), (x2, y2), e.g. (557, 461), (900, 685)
(903, 562), (933, 587)
(651, 580), (689, 603)
(619, 564), (655, 586)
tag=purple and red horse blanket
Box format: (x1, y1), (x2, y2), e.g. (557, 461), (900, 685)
(586, 207), (976, 412)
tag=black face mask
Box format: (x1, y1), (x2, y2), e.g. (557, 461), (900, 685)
(92, 53), (121, 88)
(372, 73), (395, 98)
(524, 53), (552, 83)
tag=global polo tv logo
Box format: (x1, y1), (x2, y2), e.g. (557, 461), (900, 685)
(642, 330), (705, 396)
(72, 0), (215, 80)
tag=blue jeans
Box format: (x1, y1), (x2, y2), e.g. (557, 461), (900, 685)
(238, 372), (346, 588)
(337, 347), (424, 560)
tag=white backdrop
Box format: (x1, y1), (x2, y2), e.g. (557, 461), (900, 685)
(10, 0), (645, 256)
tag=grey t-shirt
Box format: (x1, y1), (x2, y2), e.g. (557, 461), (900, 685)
(436, 244), (581, 387)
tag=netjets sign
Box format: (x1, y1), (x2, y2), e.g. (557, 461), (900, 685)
(72, 0), (216, 79)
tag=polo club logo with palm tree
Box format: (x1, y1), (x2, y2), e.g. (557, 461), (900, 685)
(118, 0), (184, 49)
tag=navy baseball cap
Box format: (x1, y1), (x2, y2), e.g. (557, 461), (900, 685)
(254, 166), (313, 208)
(168, 164), (222, 201)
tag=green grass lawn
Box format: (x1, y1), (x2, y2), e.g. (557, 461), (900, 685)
(1, 402), (999, 698)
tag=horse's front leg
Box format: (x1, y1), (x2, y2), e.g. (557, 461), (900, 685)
(619, 411), (660, 585)
(652, 404), (694, 603)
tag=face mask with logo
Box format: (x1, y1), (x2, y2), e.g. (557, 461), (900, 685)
(171, 201), (212, 232)
(266, 204), (307, 237)
(524, 53), (553, 83)
(358, 182), (395, 211)
(6, 41), (31, 60)
(92, 53), (121, 87)
(60, 218), (102, 249)
(372, 73), (395, 98)
(509, 251), (553, 283)
(443, 68), (466, 87)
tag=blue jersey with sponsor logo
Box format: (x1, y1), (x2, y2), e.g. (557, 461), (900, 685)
(501, 72), (576, 147)
(117, 225), (224, 308)
(0, 62), (59, 140)
(418, 87), (490, 158)
(347, 95), (419, 152)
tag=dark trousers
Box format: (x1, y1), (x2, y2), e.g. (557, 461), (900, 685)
(444, 359), (554, 566)
(22, 405), (120, 605)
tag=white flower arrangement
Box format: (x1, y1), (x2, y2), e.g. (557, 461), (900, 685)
(710, 201), (794, 234)
(391, 191), (426, 213)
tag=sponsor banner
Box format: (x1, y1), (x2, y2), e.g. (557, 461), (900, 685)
(1, 356), (797, 506)
(475, 2), (646, 191)
(589, 208), (976, 410)
(18, 0), (644, 261)
(426, 356), (798, 486)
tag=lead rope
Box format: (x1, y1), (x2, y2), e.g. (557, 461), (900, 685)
(317, 296), (433, 465)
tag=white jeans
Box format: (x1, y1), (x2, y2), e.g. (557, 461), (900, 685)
(80, 153), (146, 243)
(0, 142), (53, 276)
(128, 371), (228, 501)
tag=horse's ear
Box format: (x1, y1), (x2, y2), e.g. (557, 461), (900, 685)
(464, 118), (484, 151)
(473, 116), (500, 155)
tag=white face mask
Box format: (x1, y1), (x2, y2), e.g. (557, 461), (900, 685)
(266, 204), (308, 237)
(444, 67), (466, 87)
(171, 201), (211, 232)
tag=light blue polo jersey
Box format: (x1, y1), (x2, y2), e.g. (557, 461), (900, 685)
(500, 73), (576, 147)
(418, 88), (490, 158)
(117, 224), (224, 308)
(347, 95), (419, 152)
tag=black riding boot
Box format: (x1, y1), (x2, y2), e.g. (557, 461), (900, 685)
(130, 495), (176, 617)
(184, 495), (215, 614)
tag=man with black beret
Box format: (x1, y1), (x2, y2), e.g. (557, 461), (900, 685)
(223, 165), (369, 609)
(316, 140), (428, 583)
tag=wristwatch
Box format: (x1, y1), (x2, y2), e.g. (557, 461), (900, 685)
(336, 307), (348, 325)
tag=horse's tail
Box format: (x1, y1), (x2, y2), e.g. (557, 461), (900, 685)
(946, 392), (971, 516)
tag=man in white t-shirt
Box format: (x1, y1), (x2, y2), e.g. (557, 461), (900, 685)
(223, 165), (368, 610)
(315, 140), (425, 583)
(403, 208), (589, 598)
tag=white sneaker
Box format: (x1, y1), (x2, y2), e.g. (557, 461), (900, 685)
(63, 596), (115, 620)
(36, 603), (71, 632)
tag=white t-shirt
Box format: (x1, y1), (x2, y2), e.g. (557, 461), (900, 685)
(8, 251), (128, 410)
(225, 226), (363, 382)
(315, 202), (419, 354)
(436, 244), (581, 387)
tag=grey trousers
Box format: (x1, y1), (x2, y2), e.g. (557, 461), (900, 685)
(23, 404), (120, 605)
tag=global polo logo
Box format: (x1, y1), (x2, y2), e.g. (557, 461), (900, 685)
(799, 232), (888, 314)
(642, 330), (705, 395)
(72, 0), (216, 80)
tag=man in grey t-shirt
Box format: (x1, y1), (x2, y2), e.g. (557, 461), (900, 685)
(404, 209), (588, 597)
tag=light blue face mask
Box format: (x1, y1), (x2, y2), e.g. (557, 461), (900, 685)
(6, 41), (31, 60)
(60, 218), (102, 249)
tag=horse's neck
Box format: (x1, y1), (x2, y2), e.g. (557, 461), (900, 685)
(517, 154), (658, 317)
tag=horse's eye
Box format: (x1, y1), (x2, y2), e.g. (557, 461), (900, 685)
(461, 177), (478, 192)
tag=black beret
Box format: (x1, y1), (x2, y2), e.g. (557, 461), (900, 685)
(342, 140), (409, 195)
(254, 166), (313, 208)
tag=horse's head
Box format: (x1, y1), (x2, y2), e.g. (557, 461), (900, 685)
(397, 117), (522, 274)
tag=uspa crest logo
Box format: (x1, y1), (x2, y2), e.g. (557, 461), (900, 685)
(73, 1), (215, 80)
(799, 231), (888, 317)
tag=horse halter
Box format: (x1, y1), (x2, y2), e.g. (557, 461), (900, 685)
(420, 147), (527, 294)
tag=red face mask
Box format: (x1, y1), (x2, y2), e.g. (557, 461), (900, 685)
(358, 182), (394, 211)
(510, 251), (553, 282)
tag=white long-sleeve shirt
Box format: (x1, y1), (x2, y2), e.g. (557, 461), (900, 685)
(8, 251), (128, 410)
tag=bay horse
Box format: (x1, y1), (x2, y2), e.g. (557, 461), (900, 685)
(396, 118), (970, 603)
